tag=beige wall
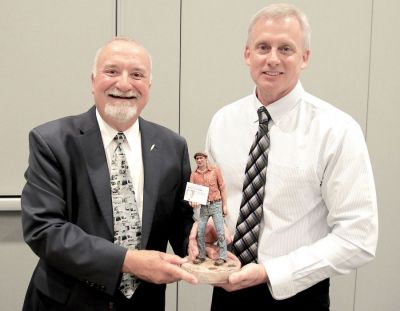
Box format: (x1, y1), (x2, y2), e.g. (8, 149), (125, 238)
(0, 0), (398, 310)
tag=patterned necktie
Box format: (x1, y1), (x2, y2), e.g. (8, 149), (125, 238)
(233, 106), (271, 265)
(111, 132), (141, 298)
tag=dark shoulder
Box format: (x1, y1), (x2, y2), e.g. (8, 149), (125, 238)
(31, 107), (95, 139)
(139, 117), (186, 144)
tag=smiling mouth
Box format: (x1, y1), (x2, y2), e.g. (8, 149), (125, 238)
(263, 71), (282, 76)
(106, 89), (140, 100)
(108, 94), (137, 100)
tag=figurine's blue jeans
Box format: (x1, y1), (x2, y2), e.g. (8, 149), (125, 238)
(197, 200), (227, 260)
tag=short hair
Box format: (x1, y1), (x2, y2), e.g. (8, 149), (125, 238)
(247, 3), (311, 51)
(92, 37), (153, 79)
(194, 152), (208, 159)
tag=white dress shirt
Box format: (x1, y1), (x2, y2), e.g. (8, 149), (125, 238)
(96, 109), (144, 220)
(206, 82), (378, 299)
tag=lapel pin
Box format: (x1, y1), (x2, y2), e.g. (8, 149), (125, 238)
(150, 144), (156, 151)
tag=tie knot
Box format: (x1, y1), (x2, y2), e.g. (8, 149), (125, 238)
(114, 132), (126, 145)
(257, 106), (270, 125)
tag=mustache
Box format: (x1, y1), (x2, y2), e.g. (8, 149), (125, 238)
(106, 89), (141, 100)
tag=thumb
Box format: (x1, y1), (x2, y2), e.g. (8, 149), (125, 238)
(161, 252), (188, 265)
(228, 267), (248, 284)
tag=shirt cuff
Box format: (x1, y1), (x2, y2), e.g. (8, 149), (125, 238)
(262, 256), (296, 300)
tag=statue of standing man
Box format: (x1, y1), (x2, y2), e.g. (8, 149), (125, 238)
(189, 152), (227, 266)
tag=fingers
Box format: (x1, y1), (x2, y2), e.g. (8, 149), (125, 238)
(132, 251), (198, 284)
(189, 201), (200, 208)
(223, 205), (228, 216)
(204, 220), (218, 243)
(215, 269), (248, 291)
(175, 267), (198, 285)
(205, 244), (219, 260)
(160, 253), (198, 285)
(189, 222), (199, 240)
(224, 224), (233, 244)
(226, 251), (241, 265)
(160, 252), (188, 265)
(217, 263), (266, 291)
(188, 222), (199, 260)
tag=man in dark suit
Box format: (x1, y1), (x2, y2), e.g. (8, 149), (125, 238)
(21, 37), (197, 310)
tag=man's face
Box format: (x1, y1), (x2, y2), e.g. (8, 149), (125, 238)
(91, 40), (152, 130)
(195, 156), (207, 169)
(245, 16), (310, 105)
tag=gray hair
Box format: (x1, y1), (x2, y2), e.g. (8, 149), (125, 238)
(247, 3), (311, 51)
(92, 37), (153, 80)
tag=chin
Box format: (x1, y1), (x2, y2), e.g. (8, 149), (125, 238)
(105, 102), (139, 123)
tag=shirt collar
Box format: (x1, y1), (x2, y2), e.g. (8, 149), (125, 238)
(95, 109), (139, 151)
(195, 164), (211, 173)
(251, 81), (304, 125)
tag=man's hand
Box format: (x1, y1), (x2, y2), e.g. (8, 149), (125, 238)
(189, 201), (200, 209)
(188, 220), (233, 260)
(214, 263), (268, 291)
(222, 204), (228, 217)
(122, 250), (198, 285)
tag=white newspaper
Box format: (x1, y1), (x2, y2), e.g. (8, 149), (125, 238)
(184, 182), (209, 205)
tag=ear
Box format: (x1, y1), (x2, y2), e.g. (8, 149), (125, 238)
(244, 46), (251, 66)
(301, 49), (311, 70)
(90, 74), (95, 94)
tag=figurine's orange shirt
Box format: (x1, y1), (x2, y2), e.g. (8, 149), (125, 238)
(190, 165), (225, 202)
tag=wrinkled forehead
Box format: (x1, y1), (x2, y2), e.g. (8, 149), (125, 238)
(97, 41), (151, 69)
(106, 41), (149, 59)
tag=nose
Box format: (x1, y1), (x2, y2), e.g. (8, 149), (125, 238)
(116, 72), (132, 92)
(267, 48), (280, 66)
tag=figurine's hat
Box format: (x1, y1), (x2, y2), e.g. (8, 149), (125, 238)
(193, 152), (208, 159)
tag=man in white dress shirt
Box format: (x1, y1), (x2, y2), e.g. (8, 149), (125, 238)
(189, 3), (378, 310)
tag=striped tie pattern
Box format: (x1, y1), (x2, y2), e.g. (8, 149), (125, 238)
(111, 132), (141, 298)
(233, 106), (271, 265)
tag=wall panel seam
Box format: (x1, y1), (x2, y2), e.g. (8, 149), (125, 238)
(365, 0), (375, 140)
(115, 0), (118, 36)
(355, 3), (375, 310)
(178, 0), (183, 135)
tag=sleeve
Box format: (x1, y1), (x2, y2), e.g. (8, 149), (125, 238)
(264, 121), (378, 299)
(215, 166), (225, 191)
(21, 128), (126, 296)
(168, 138), (194, 256)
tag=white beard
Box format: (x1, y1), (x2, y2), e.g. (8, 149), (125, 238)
(104, 101), (138, 123)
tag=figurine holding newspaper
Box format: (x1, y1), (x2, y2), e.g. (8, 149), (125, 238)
(185, 152), (228, 266)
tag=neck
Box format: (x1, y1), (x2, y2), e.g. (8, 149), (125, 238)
(197, 166), (207, 172)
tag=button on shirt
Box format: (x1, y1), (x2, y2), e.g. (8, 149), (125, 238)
(205, 82), (378, 299)
(190, 165), (225, 202)
(96, 109), (144, 219)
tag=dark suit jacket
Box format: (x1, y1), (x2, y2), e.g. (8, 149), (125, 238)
(21, 106), (193, 310)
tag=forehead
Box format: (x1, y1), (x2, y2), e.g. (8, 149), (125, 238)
(97, 41), (151, 70)
(249, 16), (303, 43)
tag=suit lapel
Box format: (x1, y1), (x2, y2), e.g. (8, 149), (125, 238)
(139, 118), (161, 249)
(74, 111), (163, 246)
(77, 107), (114, 237)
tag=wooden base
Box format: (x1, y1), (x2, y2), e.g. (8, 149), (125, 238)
(181, 257), (240, 284)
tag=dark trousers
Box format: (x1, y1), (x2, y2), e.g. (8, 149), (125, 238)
(211, 278), (330, 311)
